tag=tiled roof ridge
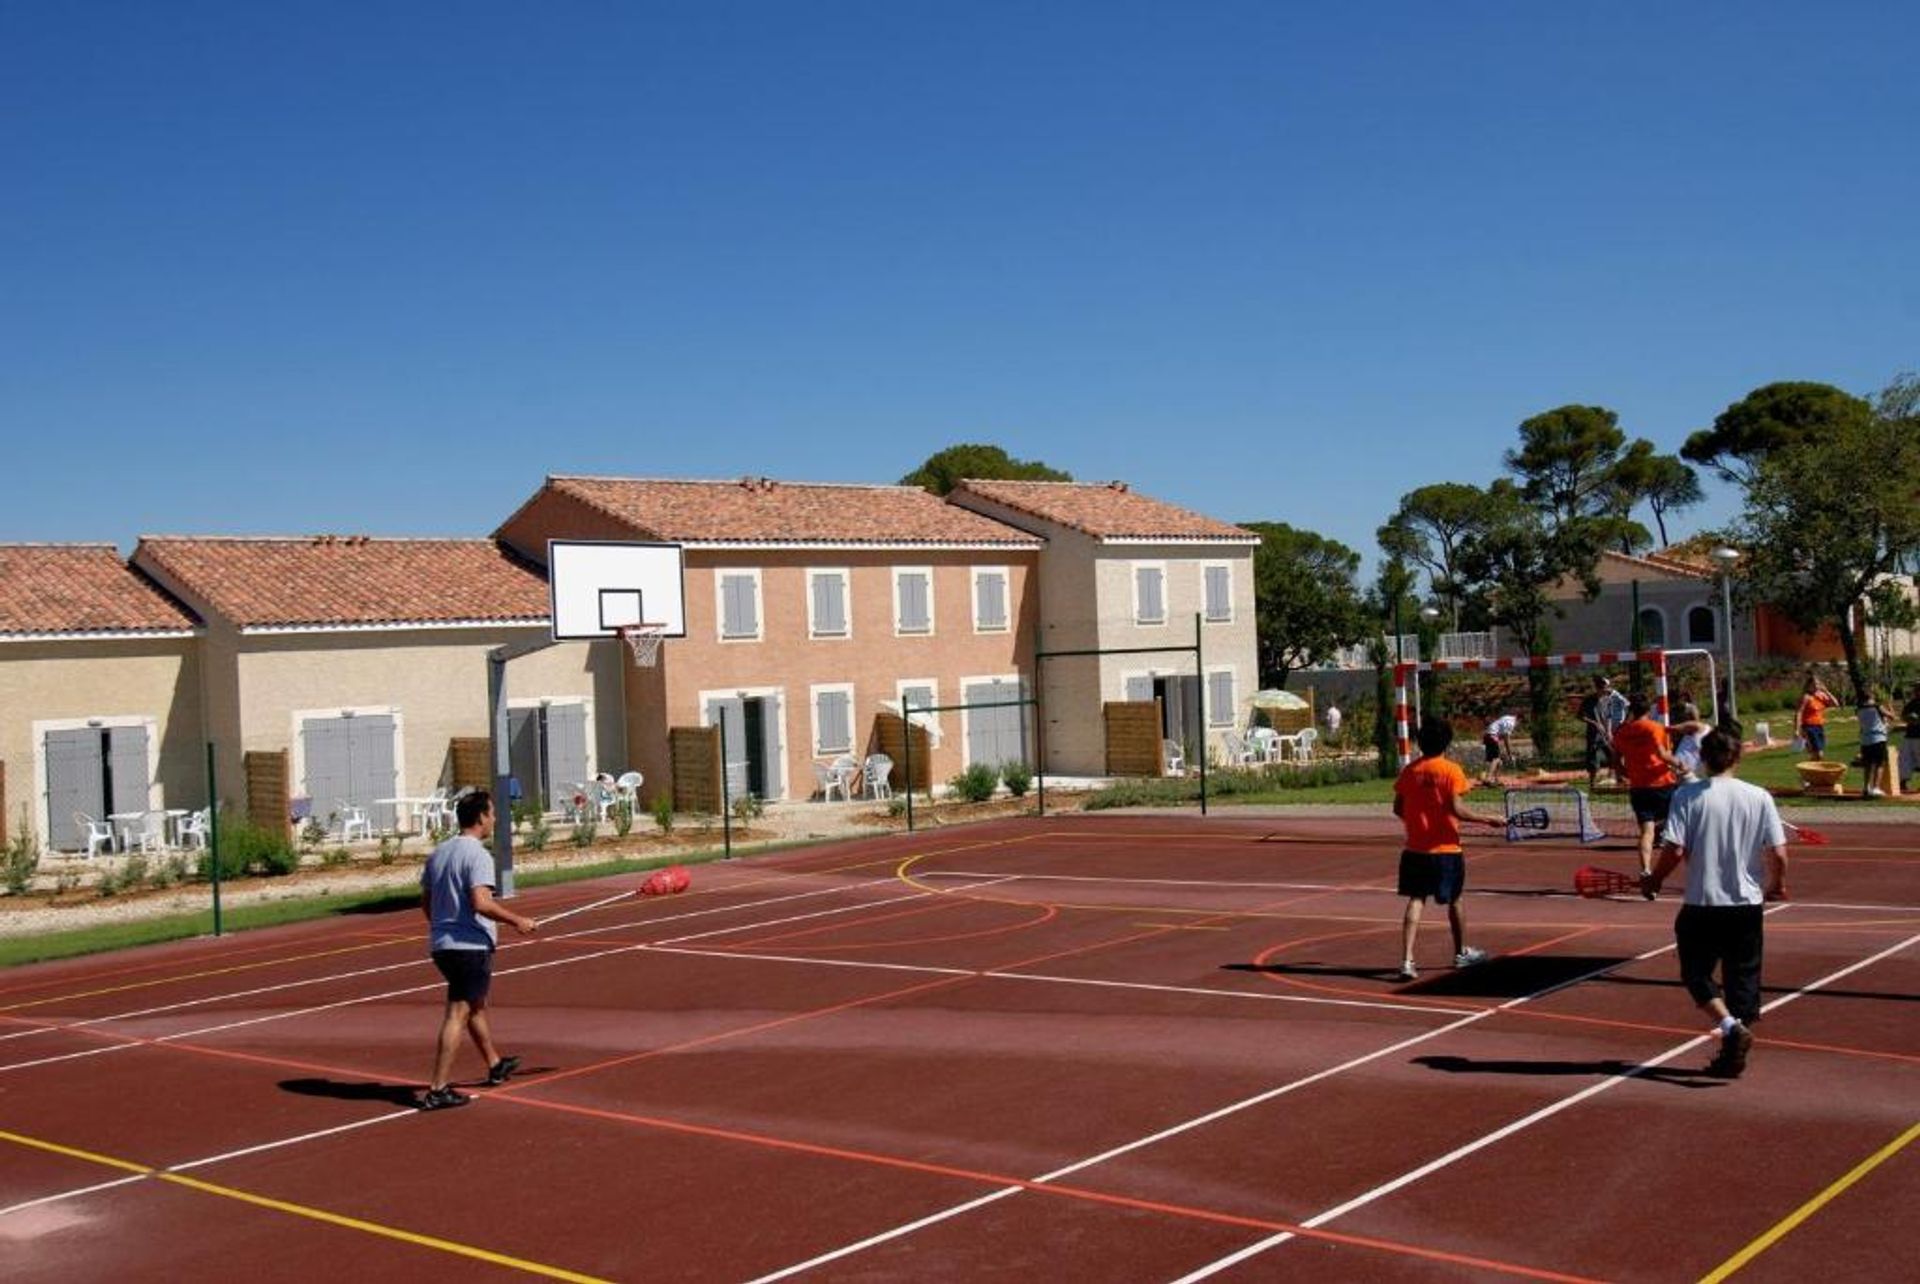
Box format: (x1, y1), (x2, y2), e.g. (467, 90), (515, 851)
(0, 540), (123, 550)
(550, 472), (934, 492)
(1601, 548), (1713, 579)
(137, 533), (501, 545)
(953, 478), (1257, 541)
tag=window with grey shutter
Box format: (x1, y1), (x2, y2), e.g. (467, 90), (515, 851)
(901, 683), (935, 717)
(811, 572), (847, 637)
(1208, 671), (1235, 726)
(816, 689), (852, 754)
(721, 573), (758, 639)
(1135, 566), (1165, 624)
(898, 571), (931, 634)
(975, 571), (1007, 631)
(1204, 566), (1231, 621)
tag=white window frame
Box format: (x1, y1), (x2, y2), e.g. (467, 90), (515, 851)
(893, 566), (935, 637)
(1205, 666), (1237, 727)
(898, 678), (941, 737)
(809, 682), (856, 757)
(289, 704), (407, 816)
(1683, 600), (1717, 646)
(1201, 562), (1234, 624)
(958, 671), (1024, 771)
(31, 714), (162, 856)
(1636, 604), (1669, 648)
(971, 566), (1010, 634)
(806, 567), (852, 640)
(714, 568), (764, 643)
(1132, 561), (1168, 626)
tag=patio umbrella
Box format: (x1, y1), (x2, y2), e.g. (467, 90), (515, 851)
(1249, 689), (1309, 711)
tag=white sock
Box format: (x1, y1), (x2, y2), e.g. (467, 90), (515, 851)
(1717, 1015), (1739, 1036)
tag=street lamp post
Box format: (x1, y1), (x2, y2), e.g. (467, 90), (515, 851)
(1711, 548), (1740, 725)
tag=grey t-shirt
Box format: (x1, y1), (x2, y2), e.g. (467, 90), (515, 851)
(1858, 704), (1889, 747)
(1660, 775), (1786, 907)
(422, 834), (498, 951)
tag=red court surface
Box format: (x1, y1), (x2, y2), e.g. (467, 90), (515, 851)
(2, 813), (1915, 1282)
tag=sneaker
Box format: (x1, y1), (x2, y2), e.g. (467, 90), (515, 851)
(1396, 961), (1419, 981)
(1864, 788), (1885, 799)
(1704, 1023), (1754, 1079)
(486, 1055), (521, 1086)
(1453, 947), (1488, 968)
(418, 1085), (471, 1111)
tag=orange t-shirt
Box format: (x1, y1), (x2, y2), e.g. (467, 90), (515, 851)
(1395, 756), (1469, 854)
(1612, 718), (1676, 789)
(1798, 693), (1834, 727)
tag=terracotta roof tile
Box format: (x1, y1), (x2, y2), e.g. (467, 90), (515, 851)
(951, 480), (1257, 542)
(0, 544), (199, 636)
(532, 476), (1042, 546)
(133, 537), (550, 629)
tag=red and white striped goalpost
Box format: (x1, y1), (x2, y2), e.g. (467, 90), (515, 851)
(1394, 648), (1669, 768)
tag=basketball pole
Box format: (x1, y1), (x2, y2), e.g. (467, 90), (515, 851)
(488, 637), (556, 897)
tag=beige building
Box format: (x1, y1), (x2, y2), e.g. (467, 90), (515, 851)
(496, 476), (1044, 801)
(0, 544), (205, 853)
(132, 537), (622, 831)
(948, 481), (1260, 773)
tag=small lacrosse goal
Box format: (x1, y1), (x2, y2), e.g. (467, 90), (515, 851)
(1503, 785), (1636, 844)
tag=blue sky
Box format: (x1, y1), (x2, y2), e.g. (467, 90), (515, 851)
(4, 2), (1914, 572)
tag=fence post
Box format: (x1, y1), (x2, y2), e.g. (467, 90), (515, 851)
(719, 717), (732, 859)
(205, 743), (222, 937)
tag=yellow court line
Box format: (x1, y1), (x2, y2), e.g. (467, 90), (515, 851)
(0, 1128), (610, 1282)
(1698, 1119), (1920, 1283)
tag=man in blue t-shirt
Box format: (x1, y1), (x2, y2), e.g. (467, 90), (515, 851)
(419, 789), (536, 1110)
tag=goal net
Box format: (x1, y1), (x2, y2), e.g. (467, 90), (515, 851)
(1503, 785), (1633, 844)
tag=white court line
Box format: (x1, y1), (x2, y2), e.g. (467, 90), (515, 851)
(746, 928), (1705, 1282)
(989, 970), (1471, 1018)
(0, 1107), (421, 1218)
(0, 877), (904, 1048)
(1168, 919), (1920, 1282)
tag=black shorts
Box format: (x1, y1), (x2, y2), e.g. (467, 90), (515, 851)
(431, 948), (494, 1006)
(1630, 785), (1676, 826)
(1675, 903), (1765, 1024)
(1861, 741), (1889, 766)
(1482, 735), (1502, 764)
(1398, 850), (1466, 904)
(1584, 734), (1611, 773)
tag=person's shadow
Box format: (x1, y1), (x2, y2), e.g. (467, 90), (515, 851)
(279, 1077), (422, 1106)
(1413, 1054), (1722, 1088)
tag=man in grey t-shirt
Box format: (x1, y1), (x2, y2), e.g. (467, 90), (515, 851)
(1647, 728), (1788, 1079)
(418, 789), (535, 1110)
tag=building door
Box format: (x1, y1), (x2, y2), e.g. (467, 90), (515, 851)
(508, 703), (590, 811)
(963, 679), (1027, 769)
(43, 726), (150, 851)
(705, 694), (784, 802)
(1153, 675), (1203, 756)
(301, 714), (399, 832)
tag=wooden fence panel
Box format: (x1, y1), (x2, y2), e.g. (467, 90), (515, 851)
(871, 713), (932, 792)
(449, 738), (491, 792)
(670, 726), (722, 814)
(244, 750), (290, 834)
(1104, 701), (1167, 776)
(0, 759), (8, 847)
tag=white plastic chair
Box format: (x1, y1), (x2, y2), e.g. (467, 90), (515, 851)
(812, 762), (848, 802)
(830, 754), (861, 798)
(1293, 727), (1318, 763)
(1162, 740), (1187, 777)
(125, 810), (167, 854)
(865, 754), (894, 800)
(177, 809), (209, 851)
(337, 803), (372, 843)
(615, 770), (643, 806)
(75, 812), (114, 859)
(1220, 731), (1257, 766)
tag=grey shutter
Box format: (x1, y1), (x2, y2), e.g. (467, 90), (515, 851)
(721, 577), (741, 636)
(1178, 675), (1204, 747)
(1124, 675), (1153, 702)
(814, 574), (846, 635)
(107, 725), (151, 816)
(507, 708), (545, 811)
(760, 692), (784, 800)
(1138, 568), (1164, 622)
(900, 573), (929, 632)
(1205, 567), (1231, 620)
(901, 683), (935, 717)
(1208, 671), (1234, 725)
(818, 690), (851, 754)
(44, 728), (105, 850)
(965, 680), (1026, 769)
(350, 715), (398, 833)
(977, 573), (1006, 629)
(545, 704), (590, 808)
(724, 575), (758, 638)
(707, 697), (749, 798)
(302, 719), (353, 829)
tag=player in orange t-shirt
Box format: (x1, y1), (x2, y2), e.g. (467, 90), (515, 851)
(1392, 716), (1505, 981)
(1610, 693), (1686, 887)
(1795, 674), (1838, 760)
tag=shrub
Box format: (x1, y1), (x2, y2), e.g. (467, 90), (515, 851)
(949, 762), (999, 803)
(199, 818), (298, 879)
(152, 855), (187, 889)
(613, 797), (635, 838)
(322, 846), (351, 867)
(887, 796), (909, 817)
(511, 798), (541, 829)
(526, 812), (551, 852)
(650, 796), (674, 835)
(54, 866), (79, 896)
(299, 815), (327, 852)
(122, 853), (149, 888)
(1000, 760), (1032, 798)
(376, 835), (399, 865)
(4, 810), (39, 896)
(731, 793), (764, 823)
(570, 817), (598, 848)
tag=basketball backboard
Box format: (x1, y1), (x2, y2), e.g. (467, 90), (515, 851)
(548, 540), (687, 640)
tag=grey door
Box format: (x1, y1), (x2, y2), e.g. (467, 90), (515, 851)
(706, 697), (749, 800)
(1155, 676), (1203, 752)
(106, 726), (151, 816)
(507, 707), (546, 811)
(302, 714), (399, 832)
(964, 679), (1027, 769)
(705, 695), (782, 802)
(44, 728), (106, 851)
(545, 703), (590, 804)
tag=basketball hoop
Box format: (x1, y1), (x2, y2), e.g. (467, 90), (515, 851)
(617, 623), (668, 668)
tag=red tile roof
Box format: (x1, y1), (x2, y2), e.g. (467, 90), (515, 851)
(515, 476), (1042, 546)
(133, 537), (550, 629)
(1601, 549), (1713, 581)
(951, 480), (1257, 542)
(0, 544), (199, 637)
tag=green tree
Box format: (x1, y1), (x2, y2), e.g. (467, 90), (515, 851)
(1731, 383), (1920, 704)
(1505, 405), (1628, 532)
(1600, 439), (1702, 550)
(1682, 382), (1875, 485)
(1243, 521), (1368, 689)
(1377, 482), (1486, 628)
(900, 444), (1071, 495)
